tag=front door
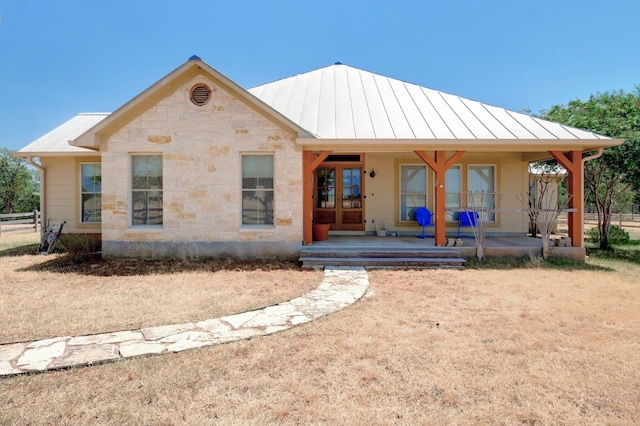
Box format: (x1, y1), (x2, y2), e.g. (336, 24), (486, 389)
(314, 165), (364, 231)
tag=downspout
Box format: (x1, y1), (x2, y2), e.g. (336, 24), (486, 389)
(579, 148), (604, 246)
(26, 157), (45, 235)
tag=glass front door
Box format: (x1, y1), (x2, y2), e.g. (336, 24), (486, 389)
(314, 165), (364, 231)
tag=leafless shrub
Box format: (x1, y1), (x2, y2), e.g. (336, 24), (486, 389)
(519, 166), (571, 258)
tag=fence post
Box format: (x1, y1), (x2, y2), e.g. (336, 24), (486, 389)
(33, 210), (39, 232)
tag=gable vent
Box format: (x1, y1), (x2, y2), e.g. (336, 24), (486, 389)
(190, 84), (212, 106)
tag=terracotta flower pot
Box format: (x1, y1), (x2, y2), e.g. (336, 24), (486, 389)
(312, 223), (331, 241)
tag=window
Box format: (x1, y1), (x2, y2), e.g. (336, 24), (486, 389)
(468, 165), (496, 221)
(400, 165), (427, 222)
(242, 155), (274, 225)
(445, 165), (461, 221)
(131, 155), (163, 226)
(81, 163), (101, 223)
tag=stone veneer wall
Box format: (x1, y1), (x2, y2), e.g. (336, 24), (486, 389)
(100, 75), (303, 259)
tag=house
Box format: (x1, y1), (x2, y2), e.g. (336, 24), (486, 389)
(15, 56), (623, 260)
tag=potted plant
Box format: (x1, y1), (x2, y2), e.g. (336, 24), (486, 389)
(312, 222), (331, 241)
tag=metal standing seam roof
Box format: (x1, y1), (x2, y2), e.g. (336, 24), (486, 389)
(16, 113), (109, 155)
(248, 63), (609, 141)
(17, 62), (615, 156)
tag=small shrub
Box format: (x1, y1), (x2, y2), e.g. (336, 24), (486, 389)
(610, 226), (631, 245)
(524, 254), (545, 269)
(58, 233), (101, 260)
(588, 226), (630, 246)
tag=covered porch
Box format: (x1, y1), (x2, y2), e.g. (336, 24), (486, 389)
(301, 148), (590, 250)
(298, 234), (585, 268)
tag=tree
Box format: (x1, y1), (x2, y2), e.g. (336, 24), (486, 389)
(518, 164), (571, 259)
(540, 89), (640, 249)
(0, 148), (40, 214)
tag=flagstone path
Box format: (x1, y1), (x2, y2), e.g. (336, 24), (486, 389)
(0, 266), (369, 377)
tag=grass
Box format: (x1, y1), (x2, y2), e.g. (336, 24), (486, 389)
(0, 228), (39, 253)
(0, 232), (321, 344)
(1, 230), (639, 424)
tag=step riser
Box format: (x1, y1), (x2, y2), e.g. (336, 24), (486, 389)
(299, 248), (465, 269)
(301, 258), (465, 269)
(303, 261), (464, 269)
(300, 251), (461, 259)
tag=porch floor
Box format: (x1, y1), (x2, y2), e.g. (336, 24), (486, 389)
(303, 234), (585, 262)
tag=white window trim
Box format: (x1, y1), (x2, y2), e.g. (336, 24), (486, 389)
(399, 163), (428, 223)
(431, 164), (462, 223)
(240, 153), (275, 228)
(130, 154), (163, 228)
(466, 164), (497, 223)
(80, 162), (102, 224)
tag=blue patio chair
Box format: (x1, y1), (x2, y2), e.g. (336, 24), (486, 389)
(415, 207), (434, 239)
(457, 211), (479, 237)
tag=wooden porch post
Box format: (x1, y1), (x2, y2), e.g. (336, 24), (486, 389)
(549, 150), (583, 247)
(302, 150), (332, 245)
(415, 150), (466, 246)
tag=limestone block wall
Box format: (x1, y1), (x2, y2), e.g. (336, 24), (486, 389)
(100, 74), (303, 258)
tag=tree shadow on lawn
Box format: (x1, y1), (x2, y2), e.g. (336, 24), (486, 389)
(586, 247), (640, 265)
(2, 244), (304, 277)
(0, 244), (39, 258)
(465, 255), (612, 272)
(18, 255), (305, 276)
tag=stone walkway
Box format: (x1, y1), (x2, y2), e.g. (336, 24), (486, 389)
(0, 267), (369, 377)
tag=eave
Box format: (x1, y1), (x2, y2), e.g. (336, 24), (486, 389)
(295, 138), (625, 153)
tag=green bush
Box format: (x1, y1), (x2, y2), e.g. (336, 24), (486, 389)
(587, 225), (630, 246)
(58, 233), (101, 260)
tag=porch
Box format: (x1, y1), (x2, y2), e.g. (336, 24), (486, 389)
(299, 235), (586, 268)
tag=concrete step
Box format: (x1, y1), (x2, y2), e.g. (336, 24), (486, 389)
(299, 246), (465, 269)
(300, 256), (465, 269)
(300, 249), (462, 259)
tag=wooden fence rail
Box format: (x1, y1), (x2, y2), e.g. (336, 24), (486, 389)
(0, 211), (41, 235)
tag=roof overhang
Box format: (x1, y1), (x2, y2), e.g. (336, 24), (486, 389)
(295, 138), (625, 153)
(72, 59), (314, 149)
(13, 150), (100, 158)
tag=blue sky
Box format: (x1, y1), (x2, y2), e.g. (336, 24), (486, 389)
(1, 0), (639, 151)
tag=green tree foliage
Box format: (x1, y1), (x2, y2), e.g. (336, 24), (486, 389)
(540, 89), (640, 249)
(0, 148), (40, 214)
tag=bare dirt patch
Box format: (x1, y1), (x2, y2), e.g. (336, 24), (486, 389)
(2, 265), (639, 424)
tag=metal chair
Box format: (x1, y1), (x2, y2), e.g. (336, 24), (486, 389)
(457, 211), (479, 237)
(415, 207), (434, 239)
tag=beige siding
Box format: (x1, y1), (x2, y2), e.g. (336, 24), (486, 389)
(41, 156), (101, 234)
(364, 152), (529, 236)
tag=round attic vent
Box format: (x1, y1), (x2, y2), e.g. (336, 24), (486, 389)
(190, 84), (212, 106)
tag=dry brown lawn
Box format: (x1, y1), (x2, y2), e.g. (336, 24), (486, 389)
(0, 232), (321, 344)
(1, 231), (640, 424)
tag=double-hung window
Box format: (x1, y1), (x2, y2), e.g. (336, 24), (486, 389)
(445, 165), (461, 221)
(468, 165), (496, 221)
(131, 155), (163, 226)
(399, 165), (427, 222)
(81, 163), (101, 223)
(242, 154), (274, 226)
